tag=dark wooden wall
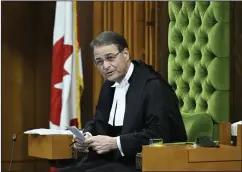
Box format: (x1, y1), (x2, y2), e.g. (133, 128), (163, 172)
(157, 2), (168, 81)
(231, 2), (242, 122)
(1, 2), (53, 171)
(1, 2), (93, 172)
(77, 2), (94, 127)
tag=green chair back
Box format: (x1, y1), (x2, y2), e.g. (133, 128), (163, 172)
(168, 1), (230, 141)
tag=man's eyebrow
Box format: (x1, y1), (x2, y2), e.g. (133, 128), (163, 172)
(95, 57), (102, 60)
(95, 52), (116, 59)
(104, 53), (115, 56)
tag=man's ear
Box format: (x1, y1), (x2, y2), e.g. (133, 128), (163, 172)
(123, 48), (130, 61)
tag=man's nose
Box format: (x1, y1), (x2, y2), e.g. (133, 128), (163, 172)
(103, 60), (111, 69)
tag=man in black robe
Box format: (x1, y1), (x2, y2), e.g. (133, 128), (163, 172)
(58, 31), (187, 172)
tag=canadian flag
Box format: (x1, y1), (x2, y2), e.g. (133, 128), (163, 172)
(50, 1), (84, 130)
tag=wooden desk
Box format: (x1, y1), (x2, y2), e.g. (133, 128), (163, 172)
(142, 144), (242, 171)
(142, 123), (242, 171)
(28, 134), (73, 159)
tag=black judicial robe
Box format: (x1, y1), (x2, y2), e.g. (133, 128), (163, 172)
(84, 61), (186, 158)
(59, 60), (187, 172)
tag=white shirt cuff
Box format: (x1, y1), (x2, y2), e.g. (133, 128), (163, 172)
(117, 136), (125, 156)
(84, 132), (92, 139)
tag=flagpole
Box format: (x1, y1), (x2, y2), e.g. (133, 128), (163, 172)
(73, 0), (83, 129)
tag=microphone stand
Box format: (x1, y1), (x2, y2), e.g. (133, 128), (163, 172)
(8, 134), (17, 172)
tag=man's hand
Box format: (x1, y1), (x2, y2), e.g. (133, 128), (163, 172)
(86, 135), (117, 154)
(73, 132), (92, 153)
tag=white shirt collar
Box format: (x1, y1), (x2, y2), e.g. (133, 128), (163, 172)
(111, 62), (134, 87)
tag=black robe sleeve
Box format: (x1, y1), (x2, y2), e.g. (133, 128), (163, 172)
(119, 78), (187, 157)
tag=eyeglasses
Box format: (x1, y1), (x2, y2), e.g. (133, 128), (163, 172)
(94, 51), (122, 67)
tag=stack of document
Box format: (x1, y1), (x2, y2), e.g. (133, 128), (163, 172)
(231, 121), (242, 136)
(24, 127), (85, 141)
(24, 128), (73, 135)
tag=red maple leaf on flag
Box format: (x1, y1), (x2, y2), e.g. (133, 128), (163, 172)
(50, 37), (73, 126)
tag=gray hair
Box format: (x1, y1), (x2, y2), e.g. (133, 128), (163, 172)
(90, 31), (129, 52)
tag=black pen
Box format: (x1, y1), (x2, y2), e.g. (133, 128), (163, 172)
(69, 141), (76, 147)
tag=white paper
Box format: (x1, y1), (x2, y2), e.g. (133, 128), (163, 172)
(24, 128), (73, 135)
(66, 126), (85, 141)
(231, 121), (242, 136)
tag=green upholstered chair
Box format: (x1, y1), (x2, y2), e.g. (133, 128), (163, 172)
(168, 1), (230, 142)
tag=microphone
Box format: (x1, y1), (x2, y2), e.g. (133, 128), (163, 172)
(8, 131), (24, 172)
(8, 134), (17, 172)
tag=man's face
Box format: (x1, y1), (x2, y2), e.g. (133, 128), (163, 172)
(93, 44), (130, 82)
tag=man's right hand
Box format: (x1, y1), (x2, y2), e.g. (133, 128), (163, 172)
(73, 132), (92, 153)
